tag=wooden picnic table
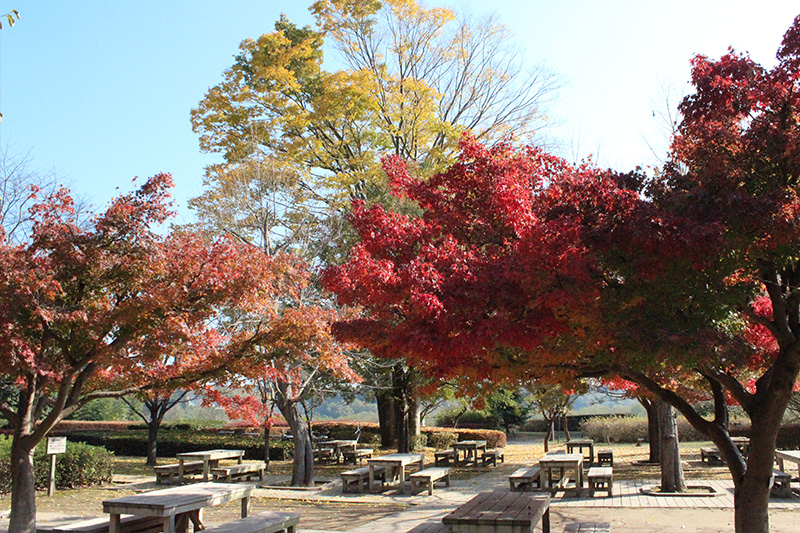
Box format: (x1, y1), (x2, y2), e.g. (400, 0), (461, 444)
(538, 453), (584, 494)
(316, 439), (357, 463)
(566, 438), (595, 464)
(367, 453), (425, 492)
(176, 449), (244, 483)
(442, 490), (550, 533)
(775, 449), (800, 478)
(103, 482), (252, 533)
(731, 436), (750, 457)
(452, 440), (487, 467)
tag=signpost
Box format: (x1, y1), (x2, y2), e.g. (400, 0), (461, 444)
(46, 436), (67, 497)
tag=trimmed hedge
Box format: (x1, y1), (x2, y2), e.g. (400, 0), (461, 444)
(64, 429), (293, 461)
(0, 440), (113, 493)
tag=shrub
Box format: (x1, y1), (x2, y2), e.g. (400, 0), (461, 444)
(0, 440), (113, 493)
(410, 434), (428, 451)
(426, 431), (457, 450)
(423, 427), (506, 448)
(580, 415), (708, 443)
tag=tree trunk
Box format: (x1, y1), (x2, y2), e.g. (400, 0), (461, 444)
(145, 419), (160, 466)
(9, 435), (37, 533)
(281, 403), (314, 486)
(409, 394), (421, 439)
(656, 401), (686, 493)
(376, 389), (397, 447)
(561, 412), (571, 441)
(392, 363), (411, 453)
(263, 424), (271, 466)
(642, 399), (661, 463)
(543, 419), (553, 452)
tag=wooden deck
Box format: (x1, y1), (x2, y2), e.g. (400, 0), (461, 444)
(551, 479), (800, 509)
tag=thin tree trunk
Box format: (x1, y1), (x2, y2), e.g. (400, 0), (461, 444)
(543, 419), (553, 452)
(656, 401), (686, 493)
(562, 412), (571, 441)
(264, 424), (271, 466)
(9, 435), (37, 533)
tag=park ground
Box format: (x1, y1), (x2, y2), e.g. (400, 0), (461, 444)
(2, 433), (799, 532)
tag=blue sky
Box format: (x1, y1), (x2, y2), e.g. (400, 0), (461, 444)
(1, 1), (797, 223)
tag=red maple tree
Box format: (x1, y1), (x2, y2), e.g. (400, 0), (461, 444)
(324, 15), (800, 525)
(0, 175), (280, 532)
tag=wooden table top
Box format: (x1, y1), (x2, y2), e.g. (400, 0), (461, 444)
(454, 440), (487, 447)
(775, 449), (800, 461)
(176, 449), (244, 460)
(567, 439), (594, 446)
(442, 490), (550, 528)
(539, 453), (583, 465)
(103, 482), (252, 517)
(368, 453), (424, 465)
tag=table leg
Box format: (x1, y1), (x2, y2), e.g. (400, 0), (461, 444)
(178, 459), (185, 484)
(238, 454), (243, 464)
(542, 508), (551, 533)
(399, 464), (406, 493)
(241, 495), (251, 517)
(203, 458), (210, 482)
(109, 513), (121, 533)
(162, 515), (176, 533)
(369, 464), (375, 491)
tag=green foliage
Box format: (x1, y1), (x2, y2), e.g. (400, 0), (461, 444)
(485, 388), (532, 433)
(0, 440), (113, 493)
(68, 398), (136, 421)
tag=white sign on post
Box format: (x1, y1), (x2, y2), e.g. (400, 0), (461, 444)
(47, 436), (67, 455)
(46, 437), (67, 496)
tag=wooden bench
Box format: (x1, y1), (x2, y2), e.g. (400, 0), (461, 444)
(700, 447), (722, 465)
(314, 446), (335, 462)
(37, 515), (162, 532)
(341, 465), (387, 493)
(341, 446), (373, 465)
(480, 449), (505, 467)
(434, 449), (454, 466)
(508, 466), (541, 491)
(211, 462), (265, 483)
(771, 469), (792, 498)
(587, 466), (613, 497)
(409, 467), (451, 495)
(563, 522), (612, 532)
(153, 460), (204, 485)
(596, 449), (613, 466)
(201, 511), (300, 533)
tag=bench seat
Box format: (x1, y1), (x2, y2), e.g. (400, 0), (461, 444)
(587, 466), (613, 497)
(341, 465), (387, 493)
(771, 469), (792, 498)
(433, 449), (454, 466)
(201, 511), (300, 533)
(409, 467), (450, 495)
(508, 466), (541, 492)
(37, 514), (162, 533)
(211, 462), (265, 483)
(480, 449), (505, 467)
(153, 461), (204, 485)
(341, 447), (373, 465)
(562, 522), (612, 532)
(700, 447), (722, 465)
(596, 449), (613, 466)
